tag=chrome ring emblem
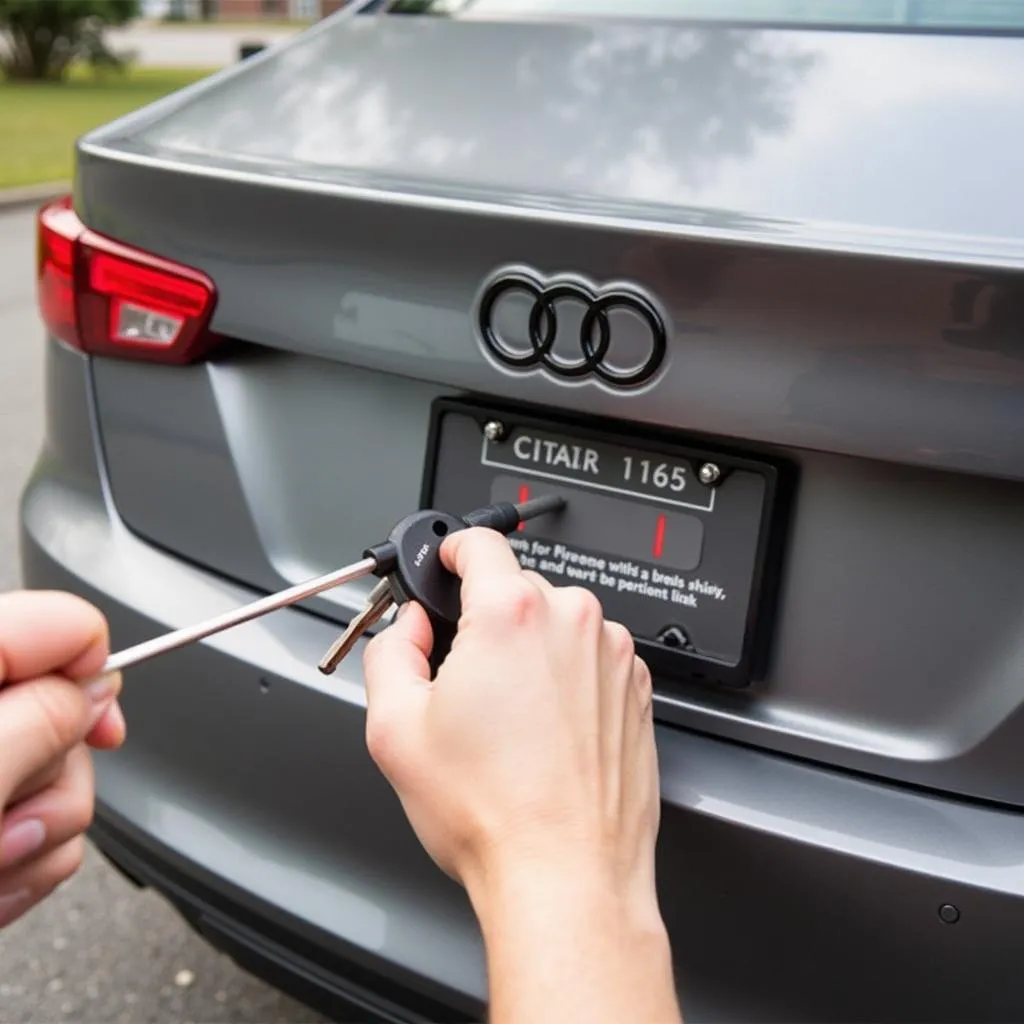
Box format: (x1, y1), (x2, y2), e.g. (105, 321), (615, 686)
(476, 267), (668, 389)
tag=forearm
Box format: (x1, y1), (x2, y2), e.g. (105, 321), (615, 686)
(468, 864), (682, 1024)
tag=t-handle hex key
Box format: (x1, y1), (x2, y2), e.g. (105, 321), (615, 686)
(99, 495), (566, 679)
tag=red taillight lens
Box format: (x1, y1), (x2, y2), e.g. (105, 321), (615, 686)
(37, 196), (80, 346)
(35, 195), (219, 364)
(76, 232), (219, 363)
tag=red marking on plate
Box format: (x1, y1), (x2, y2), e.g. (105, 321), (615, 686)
(518, 484), (530, 530)
(653, 514), (666, 558)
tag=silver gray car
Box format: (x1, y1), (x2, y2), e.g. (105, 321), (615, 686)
(21, 1), (1024, 1021)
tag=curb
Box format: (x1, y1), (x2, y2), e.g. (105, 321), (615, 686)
(0, 181), (70, 212)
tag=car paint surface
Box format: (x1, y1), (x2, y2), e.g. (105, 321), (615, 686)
(19, 3), (1024, 1021)
(21, 338), (1024, 1021)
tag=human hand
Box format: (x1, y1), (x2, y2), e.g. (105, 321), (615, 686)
(363, 525), (662, 916)
(0, 592), (125, 929)
(364, 528), (678, 1021)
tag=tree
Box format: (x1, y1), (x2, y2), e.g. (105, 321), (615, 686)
(0, 0), (140, 82)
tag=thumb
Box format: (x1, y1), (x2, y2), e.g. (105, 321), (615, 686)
(0, 676), (110, 803)
(362, 604), (431, 780)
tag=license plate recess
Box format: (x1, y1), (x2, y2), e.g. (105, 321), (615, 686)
(422, 399), (788, 689)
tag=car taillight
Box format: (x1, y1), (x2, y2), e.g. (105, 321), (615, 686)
(37, 196), (80, 347)
(36, 195), (220, 364)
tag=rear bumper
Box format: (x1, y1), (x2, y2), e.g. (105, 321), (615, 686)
(20, 342), (1024, 1023)
(88, 808), (470, 1024)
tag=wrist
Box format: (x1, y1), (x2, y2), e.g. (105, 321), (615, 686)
(464, 852), (679, 1023)
(464, 848), (669, 952)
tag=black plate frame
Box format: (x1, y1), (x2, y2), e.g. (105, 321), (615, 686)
(420, 395), (795, 691)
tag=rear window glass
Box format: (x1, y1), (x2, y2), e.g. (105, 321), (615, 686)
(372, 0), (1024, 31)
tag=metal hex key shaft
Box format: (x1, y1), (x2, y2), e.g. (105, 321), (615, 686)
(98, 494), (566, 679)
(99, 558), (377, 676)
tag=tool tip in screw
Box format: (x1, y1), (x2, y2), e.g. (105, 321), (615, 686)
(515, 493), (567, 522)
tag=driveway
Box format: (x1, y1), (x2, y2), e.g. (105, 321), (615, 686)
(0, 206), (325, 1023)
(106, 22), (305, 67)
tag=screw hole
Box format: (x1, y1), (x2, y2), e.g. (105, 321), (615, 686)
(258, 678), (271, 695)
(432, 520), (449, 537)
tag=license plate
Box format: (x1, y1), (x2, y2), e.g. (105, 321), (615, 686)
(423, 399), (789, 689)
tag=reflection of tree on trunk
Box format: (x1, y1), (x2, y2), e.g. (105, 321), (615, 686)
(142, 16), (815, 216)
(548, 29), (817, 197)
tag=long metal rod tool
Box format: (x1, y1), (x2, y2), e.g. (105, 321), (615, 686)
(98, 494), (567, 680)
(100, 557), (377, 676)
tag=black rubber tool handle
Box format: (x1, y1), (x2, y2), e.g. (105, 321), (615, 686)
(364, 495), (565, 675)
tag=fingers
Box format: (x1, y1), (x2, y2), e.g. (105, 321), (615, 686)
(602, 621), (635, 665)
(0, 675), (115, 801)
(84, 699), (126, 751)
(520, 570), (553, 591)
(632, 655), (654, 717)
(0, 836), (86, 929)
(363, 604), (432, 781)
(6, 756), (65, 810)
(0, 593), (116, 931)
(596, 619), (652, 726)
(0, 592), (110, 685)
(549, 586), (606, 644)
(0, 745), (93, 873)
(441, 528), (523, 602)
(365, 604), (434, 688)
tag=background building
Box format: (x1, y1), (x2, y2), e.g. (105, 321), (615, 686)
(160, 0), (348, 20)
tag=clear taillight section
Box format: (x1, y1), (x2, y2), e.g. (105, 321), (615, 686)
(36, 195), (220, 364)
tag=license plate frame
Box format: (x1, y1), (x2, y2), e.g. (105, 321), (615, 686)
(420, 397), (792, 690)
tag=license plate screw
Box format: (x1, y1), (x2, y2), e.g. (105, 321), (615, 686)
(483, 419), (507, 442)
(699, 462), (722, 486)
(657, 625), (694, 651)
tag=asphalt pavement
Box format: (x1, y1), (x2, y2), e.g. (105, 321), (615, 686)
(0, 207), (328, 1022)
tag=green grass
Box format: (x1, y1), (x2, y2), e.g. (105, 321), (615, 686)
(0, 66), (217, 189)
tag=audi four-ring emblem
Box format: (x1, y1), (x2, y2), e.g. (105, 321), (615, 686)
(474, 267), (668, 389)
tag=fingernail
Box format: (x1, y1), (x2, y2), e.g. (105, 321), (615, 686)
(0, 819), (45, 870)
(87, 696), (115, 731)
(0, 887), (30, 927)
(99, 701), (126, 745)
(85, 675), (118, 705)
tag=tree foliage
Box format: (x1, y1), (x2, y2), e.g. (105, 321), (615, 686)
(0, 0), (140, 81)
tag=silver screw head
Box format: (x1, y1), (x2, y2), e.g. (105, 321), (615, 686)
(483, 420), (507, 442)
(698, 462), (721, 486)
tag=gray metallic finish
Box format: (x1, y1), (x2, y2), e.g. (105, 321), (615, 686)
(78, 16), (1024, 269)
(673, 449), (1024, 792)
(24, 9), (1024, 1018)
(92, 352), (438, 619)
(73, 163), (1024, 485)
(205, 355), (433, 592)
(31, 339), (107, 504)
(19, 468), (1024, 1022)
(90, 358), (276, 590)
(86, 344), (1024, 806)
(67, 0), (1024, 810)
